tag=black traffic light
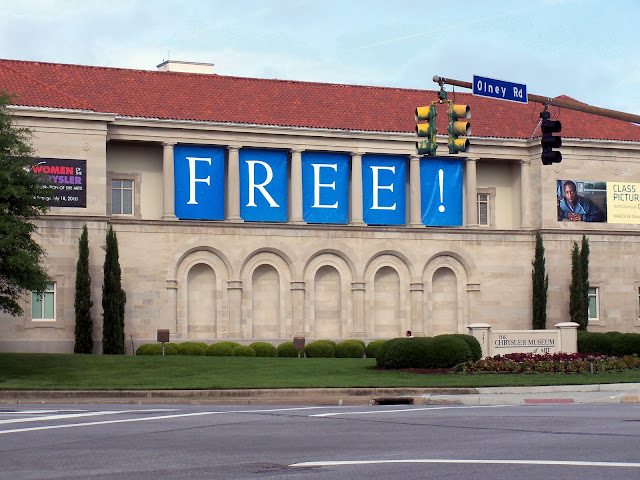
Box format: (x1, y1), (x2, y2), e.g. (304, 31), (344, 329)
(540, 110), (562, 164)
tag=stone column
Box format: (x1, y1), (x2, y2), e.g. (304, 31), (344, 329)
(409, 155), (422, 226)
(467, 323), (492, 358)
(350, 152), (365, 225)
(226, 145), (243, 222)
(409, 282), (424, 335)
(162, 142), (177, 220)
(351, 281), (366, 335)
(227, 280), (243, 337)
(465, 157), (478, 226)
(291, 281), (306, 335)
(520, 159), (532, 228)
(555, 322), (580, 353)
(290, 149), (305, 224)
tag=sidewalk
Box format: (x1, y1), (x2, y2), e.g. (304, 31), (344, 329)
(2, 383), (639, 406)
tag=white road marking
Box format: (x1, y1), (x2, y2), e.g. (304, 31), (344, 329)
(290, 458), (640, 468)
(0, 406), (334, 435)
(0, 409), (177, 425)
(310, 404), (513, 417)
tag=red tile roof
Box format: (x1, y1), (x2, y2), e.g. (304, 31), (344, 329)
(1, 58), (639, 142)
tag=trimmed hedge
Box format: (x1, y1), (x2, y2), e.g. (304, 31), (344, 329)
(205, 343), (235, 356)
(135, 343), (178, 355)
(426, 335), (472, 368)
(305, 340), (336, 358)
(448, 334), (483, 361)
(233, 345), (256, 357)
(176, 342), (207, 356)
(276, 341), (299, 358)
(376, 335), (472, 369)
(578, 331), (640, 356)
(249, 342), (278, 357)
(335, 340), (365, 358)
(365, 339), (387, 359)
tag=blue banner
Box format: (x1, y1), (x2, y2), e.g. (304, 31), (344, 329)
(421, 157), (463, 226)
(240, 149), (288, 222)
(362, 155), (406, 225)
(302, 152), (349, 224)
(174, 145), (225, 220)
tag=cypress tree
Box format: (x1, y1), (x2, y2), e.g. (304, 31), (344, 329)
(569, 241), (586, 329)
(102, 226), (125, 354)
(580, 235), (590, 329)
(73, 225), (93, 353)
(531, 231), (548, 329)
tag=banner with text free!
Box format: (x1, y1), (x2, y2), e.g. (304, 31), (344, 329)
(302, 152), (349, 224)
(32, 158), (86, 207)
(362, 155), (407, 225)
(420, 157), (463, 226)
(174, 145), (225, 220)
(240, 149), (288, 222)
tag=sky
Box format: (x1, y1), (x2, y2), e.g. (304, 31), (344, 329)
(1, 0), (639, 116)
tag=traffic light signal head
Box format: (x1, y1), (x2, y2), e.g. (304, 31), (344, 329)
(447, 103), (471, 154)
(540, 110), (562, 165)
(415, 104), (438, 155)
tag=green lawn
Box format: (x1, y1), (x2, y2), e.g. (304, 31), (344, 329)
(1, 353), (640, 390)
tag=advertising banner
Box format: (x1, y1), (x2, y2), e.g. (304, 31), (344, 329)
(606, 182), (640, 224)
(240, 149), (288, 222)
(362, 155), (406, 225)
(420, 157), (463, 226)
(32, 158), (86, 207)
(174, 145), (225, 220)
(302, 152), (349, 224)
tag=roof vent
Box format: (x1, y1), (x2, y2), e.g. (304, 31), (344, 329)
(156, 60), (215, 75)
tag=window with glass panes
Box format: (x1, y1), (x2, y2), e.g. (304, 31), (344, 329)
(588, 287), (599, 321)
(111, 179), (133, 215)
(32, 282), (55, 320)
(477, 193), (489, 225)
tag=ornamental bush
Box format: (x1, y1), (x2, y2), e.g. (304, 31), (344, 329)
(448, 334), (483, 361)
(365, 339), (387, 359)
(376, 337), (432, 369)
(176, 342), (207, 356)
(611, 333), (640, 357)
(233, 345), (256, 357)
(335, 340), (365, 358)
(205, 343), (235, 356)
(305, 340), (335, 358)
(578, 331), (622, 356)
(249, 342), (278, 357)
(276, 341), (299, 358)
(135, 343), (178, 355)
(425, 335), (472, 368)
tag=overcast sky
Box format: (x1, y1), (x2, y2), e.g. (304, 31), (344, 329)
(2, 0), (639, 116)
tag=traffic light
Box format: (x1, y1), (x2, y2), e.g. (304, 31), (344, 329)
(540, 110), (562, 164)
(447, 103), (471, 154)
(415, 104), (438, 155)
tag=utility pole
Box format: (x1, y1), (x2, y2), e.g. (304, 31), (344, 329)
(433, 75), (640, 124)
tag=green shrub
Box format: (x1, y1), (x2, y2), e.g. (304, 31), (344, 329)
(233, 345), (256, 357)
(249, 342), (278, 357)
(365, 339), (387, 359)
(426, 335), (472, 368)
(376, 337), (431, 369)
(305, 340), (335, 358)
(611, 333), (640, 357)
(176, 342), (207, 356)
(205, 343), (235, 356)
(316, 339), (337, 350)
(276, 341), (299, 358)
(135, 343), (178, 355)
(335, 340), (365, 358)
(448, 334), (483, 361)
(578, 331), (615, 355)
(214, 341), (242, 350)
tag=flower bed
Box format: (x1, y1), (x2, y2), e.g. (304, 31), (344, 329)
(452, 352), (640, 374)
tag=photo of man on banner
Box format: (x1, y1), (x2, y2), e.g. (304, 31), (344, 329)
(557, 180), (606, 222)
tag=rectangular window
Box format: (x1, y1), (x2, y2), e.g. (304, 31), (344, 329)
(32, 282), (55, 320)
(111, 179), (133, 215)
(588, 287), (599, 321)
(477, 193), (489, 225)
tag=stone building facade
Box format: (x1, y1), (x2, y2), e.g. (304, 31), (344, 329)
(1, 58), (639, 353)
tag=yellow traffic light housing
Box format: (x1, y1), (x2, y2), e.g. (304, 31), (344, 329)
(415, 104), (438, 155)
(447, 103), (471, 154)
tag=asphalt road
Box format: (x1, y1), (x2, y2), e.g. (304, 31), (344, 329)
(1, 402), (640, 480)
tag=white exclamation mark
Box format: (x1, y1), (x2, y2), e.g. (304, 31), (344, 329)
(438, 168), (445, 212)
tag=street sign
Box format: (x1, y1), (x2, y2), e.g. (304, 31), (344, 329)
(473, 75), (527, 104)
